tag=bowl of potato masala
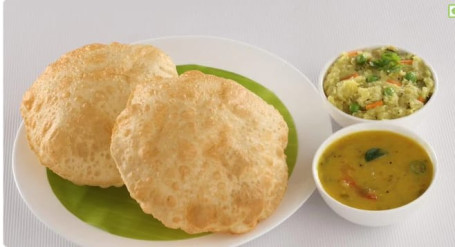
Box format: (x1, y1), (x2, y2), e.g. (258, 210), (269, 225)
(319, 45), (437, 127)
(312, 123), (437, 226)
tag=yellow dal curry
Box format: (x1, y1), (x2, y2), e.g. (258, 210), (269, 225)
(318, 131), (433, 210)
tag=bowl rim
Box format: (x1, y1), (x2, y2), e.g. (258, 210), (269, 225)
(317, 44), (439, 124)
(312, 122), (438, 214)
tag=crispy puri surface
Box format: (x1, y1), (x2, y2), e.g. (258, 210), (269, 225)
(111, 71), (289, 233)
(20, 42), (178, 187)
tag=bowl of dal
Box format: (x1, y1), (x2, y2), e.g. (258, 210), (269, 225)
(312, 123), (437, 226)
(318, 45), (438, 127)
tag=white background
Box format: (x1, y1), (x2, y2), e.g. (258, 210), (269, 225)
(4, 0), (455, 246)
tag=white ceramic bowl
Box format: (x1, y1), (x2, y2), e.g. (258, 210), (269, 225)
(312, 123), (437, 227)
(318, 46), (438, 128)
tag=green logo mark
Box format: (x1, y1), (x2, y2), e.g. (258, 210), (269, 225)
(449, 4), (455, 18)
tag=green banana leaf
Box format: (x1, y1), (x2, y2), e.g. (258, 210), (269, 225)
(47, 64), (298, 240)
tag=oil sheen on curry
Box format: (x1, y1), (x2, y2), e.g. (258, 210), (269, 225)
(318, 131), (433, 210)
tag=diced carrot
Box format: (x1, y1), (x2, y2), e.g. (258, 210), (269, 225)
(418, 96), (426, 103)
(365, 100), (384, 110)
(400, 59), (413, 65)
(341, 174), (378, 200)
(347, 51), (358, 57)
(341, 72), (359, 80)
(363, 190), (378, 200)
(341, 177), (357, 188)
(386, 79), (402, 87)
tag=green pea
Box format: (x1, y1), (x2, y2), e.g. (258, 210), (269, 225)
(405, 72), (417, 82)
(366, 75), (380, 83)
(349, 103), (360, 113)
(355, 54), (367, 65)
(384, 87), (394, 96)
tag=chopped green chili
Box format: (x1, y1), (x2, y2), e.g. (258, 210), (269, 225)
(410, 160), (427, 174)
(355, 54), (367, 65)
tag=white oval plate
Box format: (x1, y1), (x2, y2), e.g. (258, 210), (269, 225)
(13, 36), (332, 247)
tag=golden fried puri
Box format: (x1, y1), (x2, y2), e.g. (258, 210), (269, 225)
(110, 71), (289, 233)
(20, 42), (178, 187)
